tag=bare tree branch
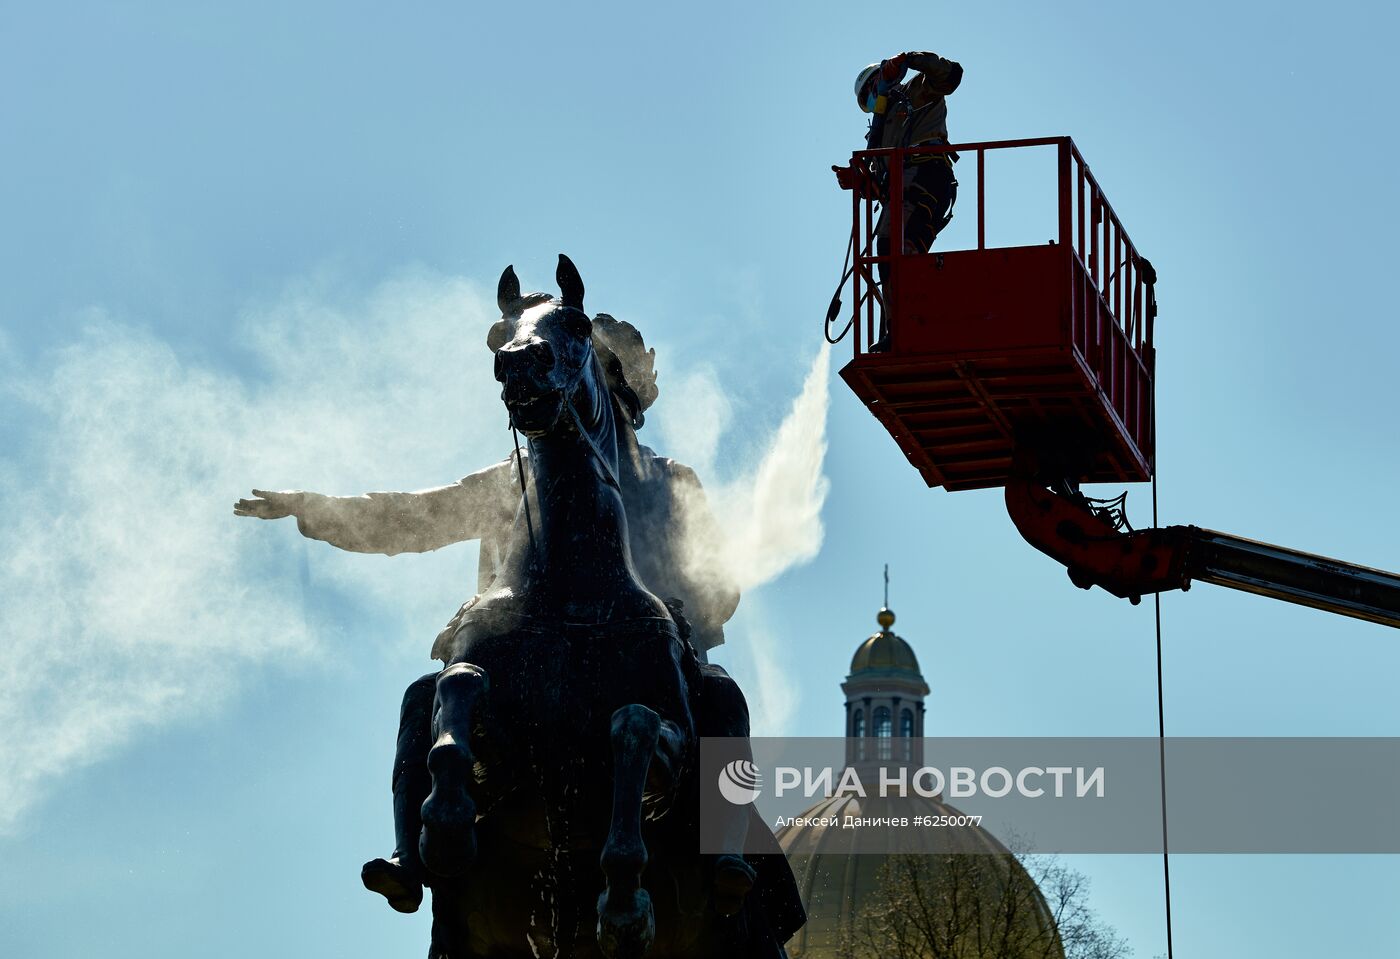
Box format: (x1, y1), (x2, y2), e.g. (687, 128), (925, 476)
(842, 851), (1132, 959)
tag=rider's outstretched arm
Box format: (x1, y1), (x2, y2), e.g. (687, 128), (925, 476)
(235, 457), (521, 556)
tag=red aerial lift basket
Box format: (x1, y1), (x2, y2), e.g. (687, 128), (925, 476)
(839, 136), (1155, 492)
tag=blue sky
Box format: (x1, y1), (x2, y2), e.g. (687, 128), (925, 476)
(3, 2), (1399, 956)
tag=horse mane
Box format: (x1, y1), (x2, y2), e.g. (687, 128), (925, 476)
(592, 314), (658, 414)
(594, 339), (645, 429)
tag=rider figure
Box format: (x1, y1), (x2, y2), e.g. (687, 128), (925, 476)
(235, 309), (769, 919)
(835, 51), (963, 351)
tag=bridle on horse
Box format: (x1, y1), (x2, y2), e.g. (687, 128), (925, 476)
(510, 314), (622, 567)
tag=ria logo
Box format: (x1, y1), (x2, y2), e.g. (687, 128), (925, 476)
(717, 759), (764, 805)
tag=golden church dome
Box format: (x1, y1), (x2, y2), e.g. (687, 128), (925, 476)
(848, 608), (923, 677)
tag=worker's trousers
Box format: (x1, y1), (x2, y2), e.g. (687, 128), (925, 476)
(875, 158), (957, 271)
(873, 160), (957, 350)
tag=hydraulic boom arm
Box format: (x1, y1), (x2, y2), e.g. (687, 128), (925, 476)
(1005, 475), (1400, 629)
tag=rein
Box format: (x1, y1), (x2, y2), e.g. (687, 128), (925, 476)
(510, 332), (622, 568)
(511, 423), (538, 560)
(566, 401), (621, 493)
(559, 337), (622, 492)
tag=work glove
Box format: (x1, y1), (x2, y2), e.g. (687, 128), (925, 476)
(832, 164), (876, 200)
(879, 54), (908, 89)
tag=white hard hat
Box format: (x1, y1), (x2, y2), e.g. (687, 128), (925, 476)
(854, 62), (881, 112)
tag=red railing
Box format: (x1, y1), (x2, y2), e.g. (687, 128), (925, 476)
(847, 135), (1155, 366)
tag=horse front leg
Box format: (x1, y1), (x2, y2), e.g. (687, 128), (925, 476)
(596, 704), (685, 959)
(419, 662), (488, 879)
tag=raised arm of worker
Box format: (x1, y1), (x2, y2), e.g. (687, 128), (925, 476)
(890, 51), (963, 96)
(234, 456), (522, 556)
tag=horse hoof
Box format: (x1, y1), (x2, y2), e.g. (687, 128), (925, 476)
(596, 887), (655, 959)
(418, 743), (478, 878)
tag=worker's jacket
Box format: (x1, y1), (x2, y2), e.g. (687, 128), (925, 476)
(869, 51), (963, 168)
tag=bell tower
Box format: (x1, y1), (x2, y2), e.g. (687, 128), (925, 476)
(841, 570), (930, 772)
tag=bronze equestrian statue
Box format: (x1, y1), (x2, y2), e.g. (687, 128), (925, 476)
(238, 257), (802, 957)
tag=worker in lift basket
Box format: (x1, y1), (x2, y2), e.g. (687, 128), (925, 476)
(834, 51), (963, 352)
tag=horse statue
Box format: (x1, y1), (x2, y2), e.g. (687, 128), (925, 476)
(417, 256), (799, 959)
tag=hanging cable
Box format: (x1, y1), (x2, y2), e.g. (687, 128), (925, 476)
(1152, 399), (1176, 959)
(825, 231), (858, 344)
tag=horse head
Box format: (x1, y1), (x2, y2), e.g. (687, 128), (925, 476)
(491, 255), (601, 438)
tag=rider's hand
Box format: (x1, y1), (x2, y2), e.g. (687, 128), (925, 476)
(234, 489), (307, 520)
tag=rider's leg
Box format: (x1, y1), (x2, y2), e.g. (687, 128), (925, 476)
(696, 663), (759, 917)
(597, 703), (686, 959)
(419, 662), (489, 878)
(362, 672), (438, 913)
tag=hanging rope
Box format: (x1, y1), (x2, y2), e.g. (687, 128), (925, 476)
(1152, 404), (1176, 959)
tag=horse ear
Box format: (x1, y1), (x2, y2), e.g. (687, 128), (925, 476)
(487, 319), (512, 353)
(498, 265), (521, 316)
(556, 254), (585, 310)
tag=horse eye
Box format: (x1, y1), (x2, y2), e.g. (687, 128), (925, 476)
(565, 311), (593, 339)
